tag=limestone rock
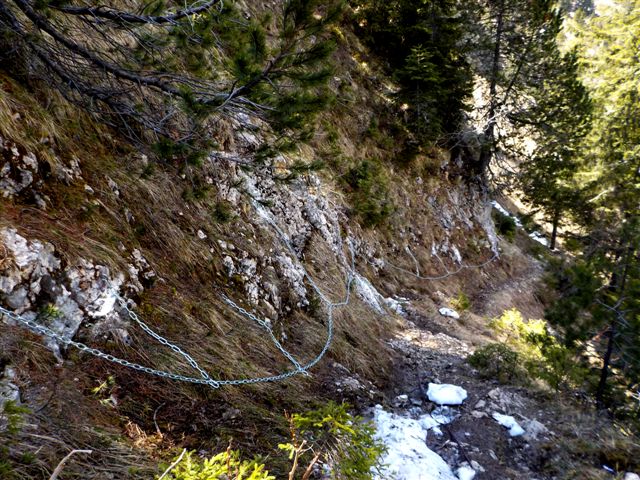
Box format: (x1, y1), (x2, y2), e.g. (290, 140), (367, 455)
(0, 228), (128, 357)
(0, 136), (39, 199)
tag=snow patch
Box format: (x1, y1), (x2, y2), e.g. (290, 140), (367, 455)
(492, 413), (525, 437)
(373, 406), (458, 480)
(385, 296), (408, 315)
(528, 230), (549, 247)
(439, 307), (460, 320)
(456, 465), (476, 480)
(354, 274), (408, 315)
(491, 201), (549, 246)
(354, 273), (384, 313)
(427, 383), (468, 405)
(491, 201), (522, 227)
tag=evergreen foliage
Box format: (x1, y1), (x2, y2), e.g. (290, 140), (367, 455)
(468, 343), (528, 384)
(542, 0), (640, 411)
(158, 450), (274, 480)
(158, 402), (385, 480)
(353, 0), (472, 145)
(514, 49), (592, 249)
(0, 0), (342, 154)
(288, 401), (386, 479)
(490, 309), (585, 390)
(492, 209), (516, 240)
(462, 0), (565, 178)
(345, 159), (393, 226)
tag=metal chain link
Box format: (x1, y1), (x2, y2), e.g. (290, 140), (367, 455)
(0, 203), (356, 389)
(0, 305), (221, 388)
(370, 245), (498, 281)
(221, 294), (306, 373)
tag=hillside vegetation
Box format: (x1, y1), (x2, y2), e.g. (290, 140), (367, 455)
(0, 0), (639, 479)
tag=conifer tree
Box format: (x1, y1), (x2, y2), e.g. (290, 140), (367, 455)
(545, 0), (640, 410)
(0, 0), (342, 152)
(353, 0), (472, 145)
(462, 0), (563, 179)
(514, 49), (592, 249)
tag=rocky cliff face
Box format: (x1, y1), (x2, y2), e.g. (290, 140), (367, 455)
(0, 38), (506, 477)
(0, 104), (499, 383)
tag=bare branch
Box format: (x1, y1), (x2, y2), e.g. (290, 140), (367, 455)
(158, 449), (187, 480)
(57, 1), (222, 25)
(49, 449), (93, 480)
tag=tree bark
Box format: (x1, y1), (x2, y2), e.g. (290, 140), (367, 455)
(550, 209), (560, 250)
(595, 320), (615, 410)
(596, 242), (633, 409)
(476, 0), (504, 177)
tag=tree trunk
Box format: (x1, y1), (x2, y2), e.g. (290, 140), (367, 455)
(596, 242), (633, 409)
(595, 320), (615, 410)
(476, 0), (504, 177)
(550, 209), (560, 250)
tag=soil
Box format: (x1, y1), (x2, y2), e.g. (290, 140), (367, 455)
(363, 243), (604, 480)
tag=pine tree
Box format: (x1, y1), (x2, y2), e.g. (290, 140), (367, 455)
(353, 0), (472, 145)
(545, 0), (640, 411)
(462, 0), (563, 179)
(514, 49), (592, 250)
(0, 0), (342, 151)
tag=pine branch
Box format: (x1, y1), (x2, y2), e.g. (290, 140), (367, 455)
(56, 1), (222, 25)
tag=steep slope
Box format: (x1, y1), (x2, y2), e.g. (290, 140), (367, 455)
(0, 39), (506, 478)
(2, 5), (632, 480)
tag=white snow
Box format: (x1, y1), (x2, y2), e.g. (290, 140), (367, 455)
(491, 201), (550, 246)
(491, 201), (523, 228)
(354, 273), (410, 316)
(492, 413), (525, 437)
(439, 307), (460, 320)
(373, 406), (457, 480)
(528, 231), (549, 247)
(451, 246), (463, 264)
(456, 466), (476, 480)
(385, 296), (408, 315)
(427, 383), (468, 405)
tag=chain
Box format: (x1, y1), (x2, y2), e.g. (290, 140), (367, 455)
(370, 245), (498, 281)
(0, 204), (356, 389)
(0, 305), (221, 388)
(221, 295), (306, 373)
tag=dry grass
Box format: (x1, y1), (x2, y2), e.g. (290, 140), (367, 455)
(0, 4), (562, 478)
(0, 61), (402, 477)
(0, 74), (118, 174)
(542, 406), (640, 479)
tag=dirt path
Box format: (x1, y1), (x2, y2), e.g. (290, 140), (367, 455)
(370, 246), (565, 479)
(472, 253), (546, 320)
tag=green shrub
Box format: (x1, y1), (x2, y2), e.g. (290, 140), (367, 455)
(211, 201), (235, 224)
(518, 213), (538, 233)
(468, 343), (529, 384)
(345, 159), (393, 227)
(490, 309), (585, 390)
(158, 450), (274, 480)
(0, 400), (32, 479)
(2, 400), (30, 436)
(451, 291), (471, 312)
(289, 401), (386, 479)
(157, 402), (385, 480)
(492, 210), (516, 241)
